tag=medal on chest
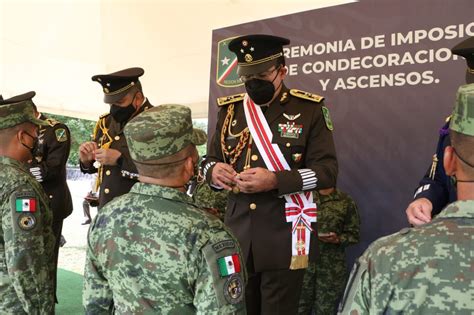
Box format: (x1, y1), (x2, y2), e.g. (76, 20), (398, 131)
(278, 122), (303, 139)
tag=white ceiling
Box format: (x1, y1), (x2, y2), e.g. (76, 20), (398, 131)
(0, 0), (355, 120)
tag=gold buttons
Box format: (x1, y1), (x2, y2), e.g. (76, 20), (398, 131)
(286, 143), (291, 147)
(49, 195), (53, 199)
(251, 155), (258, 161)
(114, 136), (120, 141)
(105, 170), (111, 176)
(232, 120), (237, 126)
(104, 188), (110, 194)
(228, 145), (232, 150)
(249, 203), (257, 210)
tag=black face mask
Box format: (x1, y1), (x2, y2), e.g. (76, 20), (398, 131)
(110, 94), (137, 123)
(20, 131), (39, 157)
(244, 69), (280, 105)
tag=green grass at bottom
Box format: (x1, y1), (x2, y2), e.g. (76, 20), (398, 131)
(56, 268), (84, 315)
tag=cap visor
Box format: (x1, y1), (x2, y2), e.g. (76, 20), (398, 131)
(192, 128), (207, 145)
(30, 117), (49, 126)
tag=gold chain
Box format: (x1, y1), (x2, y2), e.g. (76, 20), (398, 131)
(220, 104), (250, 168)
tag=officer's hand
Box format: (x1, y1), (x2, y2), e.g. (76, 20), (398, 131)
(318, 232), (340, 244)
(236, 167), (277, 193)
(95, 148), (122, 166)
(406, 198), (433, 226)
(79, 141), (98, 164)
(211, 162), (237, 190)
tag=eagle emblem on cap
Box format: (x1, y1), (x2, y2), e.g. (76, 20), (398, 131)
(245, 54), (253, 63)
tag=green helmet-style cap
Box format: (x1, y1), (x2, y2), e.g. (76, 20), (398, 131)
(450, 83), (474, 136)
(124, 104), (207, 162)
(0, 91), (48, 130)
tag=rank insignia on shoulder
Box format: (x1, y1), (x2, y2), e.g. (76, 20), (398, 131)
(55, 128), (68, 142)
(217, 253), (241, 277)
(217, 93), (245, 106)
(99, 112), (110, 119)
(289, 89), (324, 103)
(321, 106), (334, 131)
(45, 118), (59, 127)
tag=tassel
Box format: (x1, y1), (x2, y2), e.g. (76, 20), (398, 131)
(289, 255), (309, 270)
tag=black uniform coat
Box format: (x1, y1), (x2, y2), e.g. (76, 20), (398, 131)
(80, 100), (153, 208)
(30, 114), (73, 221)
(205, 86), (338, 271)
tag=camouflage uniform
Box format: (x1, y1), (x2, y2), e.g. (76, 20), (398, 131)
(83, 104), (247, 314)
(298, 189), (360, 315)
(0, 93), (55, 314)
(338, 84), (474, 314)
(192, 180), (229, 220)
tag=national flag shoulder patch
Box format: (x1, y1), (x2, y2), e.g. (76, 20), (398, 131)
(217, 253), (241, 277)
(15, 198), (37, 212)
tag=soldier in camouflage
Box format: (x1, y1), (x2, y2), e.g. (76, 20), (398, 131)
(83, 104), (247, 314)
(0, 92), (55, 314)
(298, 188), (360, 315)
(338, 84), (474, 314)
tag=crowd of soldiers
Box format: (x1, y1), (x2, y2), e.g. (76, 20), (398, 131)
(0, 33), (473, 315)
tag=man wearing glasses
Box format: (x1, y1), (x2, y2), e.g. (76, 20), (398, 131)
(204, 34), (338, 314)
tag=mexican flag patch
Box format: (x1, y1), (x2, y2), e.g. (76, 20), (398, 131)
(218, 254), (241, 276)
(16, 198), (37, 212)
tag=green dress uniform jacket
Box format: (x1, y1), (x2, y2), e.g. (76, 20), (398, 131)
(80, 100), (153, 208)
(0, 156), (55, 315)
(339, 200), (474, 314)
(204, 86), (338, 271)
(83, 183), (247, 314)
(30, 114), (73, 221)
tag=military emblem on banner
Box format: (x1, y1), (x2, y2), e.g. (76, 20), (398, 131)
(216, 37), (243, 88)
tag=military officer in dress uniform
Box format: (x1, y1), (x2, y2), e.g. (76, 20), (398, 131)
(406, 37), (474, 226)
(203, 34), (338, 314)
(28, 99), (73, 302)
(79, 67), (153, 208)
(0, 92), (55, 314)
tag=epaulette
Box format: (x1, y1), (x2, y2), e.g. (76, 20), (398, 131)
(289, 89), (324, 103)
(445, 115), (451, 123)
(217, 93), (245, 106)
(99, 112), (110, 119)
(45, 118), (59, 127)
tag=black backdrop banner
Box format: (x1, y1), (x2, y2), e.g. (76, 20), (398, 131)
(208, 0), (473, 264)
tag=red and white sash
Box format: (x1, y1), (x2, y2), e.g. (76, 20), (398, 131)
(243, 94), (317, 269)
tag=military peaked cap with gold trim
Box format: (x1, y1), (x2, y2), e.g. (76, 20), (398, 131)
(217, 93), (245, 106)
(451, 37), (474, 84)
(290, 89), (324, 103)
(91, 67), (144, 104)
(228, 34), (290, 76)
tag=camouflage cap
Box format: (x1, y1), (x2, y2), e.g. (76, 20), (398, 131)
(450, 83), (474, 136)
(124, 104), (207, 162)
(0, 91), (48, 130)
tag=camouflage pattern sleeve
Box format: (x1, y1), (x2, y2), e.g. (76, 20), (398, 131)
(337, 250), (371, 315)
(2, 185), (55, 314)
(339, 195), (361, 247)
(192, 226), (247, 314)
(83, 222), (114, 314)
